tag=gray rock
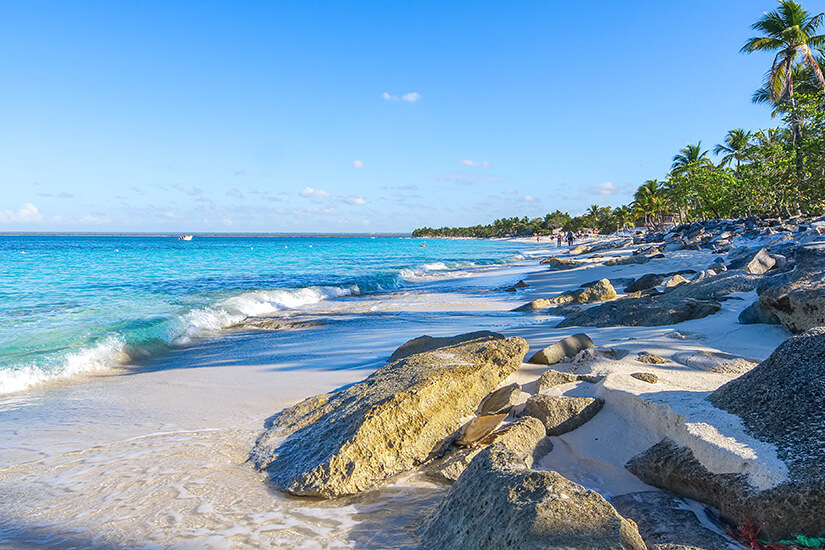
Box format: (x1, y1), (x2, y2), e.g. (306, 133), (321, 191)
(625, 274), (666, 293)
(611, 491), (736, 550)
(541, 256), (581, 269)
(421, 443), (647, 550)
(630, 372), (658, 384)
(738, 300), (781, 325)
(637, 352), (667, 365)
(479, 383), (522, 415)
(744, 248), (776, 274)
(757, 243), (825, 332)
(528, 333), (595, 365)
(537, 369), (579, 392)
(425, 416), (547, 483)
(505, 280), (529, 292)
(250, 332), (528, 498)
(521, 394), (604, 436)
(606, 255), (651, 266)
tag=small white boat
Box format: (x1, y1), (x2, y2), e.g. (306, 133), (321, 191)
(178, 234), (193, 241)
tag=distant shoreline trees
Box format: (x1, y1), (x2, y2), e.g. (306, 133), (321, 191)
(413, 0), (825, 238)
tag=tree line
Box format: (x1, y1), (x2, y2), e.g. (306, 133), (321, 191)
(414, 1), (825, 239)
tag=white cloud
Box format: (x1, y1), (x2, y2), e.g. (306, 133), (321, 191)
(344, 194), (366, 205)
(520, 195), (540, 203)
(502, 189), (518, 195)
(585, 181), (619, 196)
(79, 214), (109, 224)
(382, 92), (421, 102)
(226, 188), (243, 199)
(300, 187), (332, 199)
(0, 203), (42, 223)
(352, 160), (365, 168)
(401, 92), (421, 102)
(460, 159), (490, 168)
(223, 218), (233, 226)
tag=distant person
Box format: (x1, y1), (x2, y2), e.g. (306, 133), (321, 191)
(566, 231), (574, 247)
(556, 234), (563, 247)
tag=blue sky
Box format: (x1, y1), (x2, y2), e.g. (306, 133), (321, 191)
(0, 0), (812, 233)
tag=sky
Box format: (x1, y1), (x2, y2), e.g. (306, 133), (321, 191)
(0, 0), (815, 233)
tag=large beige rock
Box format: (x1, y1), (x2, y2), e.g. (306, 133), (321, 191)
(250, 332), (528, 498)
(387, 330), (500, 362)
(521, 394), (604, 436)
(528, 333), (595, 365)
(541, 256), (581, 269)
(663, 274), (688, 288)
(478, 383), (522, 415)
(425, 416), (546, 482)
(513, 298), (552, 312)
(537, 369), (579, 391)
(421, 443), (647, 549)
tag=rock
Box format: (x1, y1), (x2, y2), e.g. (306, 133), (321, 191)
(743, 248), (776, 274)
(663, 274), (688, 288)
(505, 280), (530, 291)
(425, 416), (547, 483)
(541, 256), (580, 269)
(528, 333), (595, 365)
(387, 330), (502, 362)
(250, 332), (528, 498)
(630, 328), (825, 539)
(611, 491), (735, 550)
(637, 352), (667, 365)
(421, 443), (647, 550)
(559, 271), (759, 328)
(738, 300), (781, 325)
(624, 274), (666, 293)
(455, 413), (509, 446)
(606, 255), (651, 266)
(479, 383), (522, 415)
(568, 244), (592, 255)
(757, 243), (825, 332)
(513, 298), (552, 312)
(630, 372), (658, 384)
(520, 394), (604, 436)
(558, 297), (721, 328)
(229, 317), (325, 331)
(536, 369), (579, 392)
(565, 279), (617, 304)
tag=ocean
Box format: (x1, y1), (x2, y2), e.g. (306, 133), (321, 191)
(0, 234), (533, 395)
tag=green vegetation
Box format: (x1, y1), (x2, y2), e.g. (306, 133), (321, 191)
(413, 1), (825, 239)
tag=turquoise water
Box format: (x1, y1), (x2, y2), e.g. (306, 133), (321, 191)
(0, 235), (530, 394)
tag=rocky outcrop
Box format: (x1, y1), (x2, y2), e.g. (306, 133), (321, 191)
(738, 300), (781, 325)
(637, 352), (667, 365)
(387, 330), (501, 362)
(513, 298), (552, 312)
(425, 416), (546, 482)
(625, 274), (666, 293)
(505, 280), (530, 291)
(250, 332), (528, 498)
(663, 274), (688, 288)
(517, 280), (617, 312)
(757, 243), (825, 332)
(421, 444), (647, 550)
(537, 369), (579, 391)
(629, 328), (825, 539)
(743, 248), (776, 274)
(541, 256), (581, 269)
(528, 333), (595, 365)
(479, 383), (523, 415)
(606, 255), (652, 266)
(520, 394), (604, 436)
(611, 491), (735, 550)
(558, 271), (759, 328)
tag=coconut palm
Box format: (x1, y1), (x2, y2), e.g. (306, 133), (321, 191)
(714, 129), (753, 171)
(613, 205), (635, 231)
(632, 180), (666, 229)
(671, 143), (710, 173)
(752, 60), (823, 116)
(742, 0), (825, 105)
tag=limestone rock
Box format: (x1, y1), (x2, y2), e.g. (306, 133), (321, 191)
(513, 298), (552, 312)
(521, 394), (604, 436)
(421, 444), (647, 550)
(611, 491), (734, 550)
(624, 274), (666, 293)
(250, 332), (528, 498)
(528, 333), (595, 365)
(541, 256), (580, 269)
(537, 369), (579, 392)
(505, 280), (530, 292)
(744, 248), (776, 274)
(663, 274), (689, 288)
(637, 352), (667, 365)
(630, 372), (658, 384)
(425, 416), (547, 483)
(479, 383), (522, 415)
(568, 244), (592, 255)
(387, 330), (500, 362)
(455, 413), (508, 446)
(606, 255), (651, 266)
(757, 243), (825, 332)
(738, 300), (781, 325)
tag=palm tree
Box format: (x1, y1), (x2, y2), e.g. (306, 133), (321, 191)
(752, 60), (823, 116)
(613, 205), (635, 231)
(632, 180), (666, 229)
(714, 129), (753, 171)
(671, 142), (710, 173)
(742, 1), (825, 104)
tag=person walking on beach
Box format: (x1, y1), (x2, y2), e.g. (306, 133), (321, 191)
(566, 231), (574, 247)
(556, 234), (563, 247)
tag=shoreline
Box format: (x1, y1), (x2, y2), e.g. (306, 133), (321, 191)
(0, 226), (808, 548)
